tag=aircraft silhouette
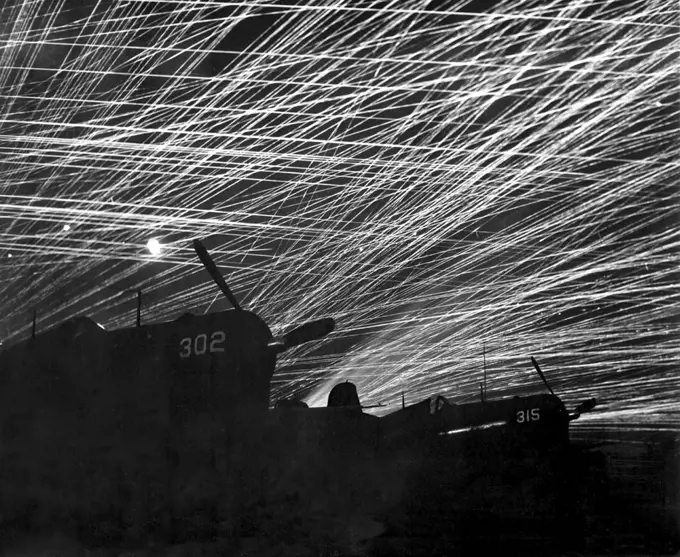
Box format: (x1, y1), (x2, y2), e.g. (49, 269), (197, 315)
(0, 239), (337, 541)
(0, 238), (334, 418)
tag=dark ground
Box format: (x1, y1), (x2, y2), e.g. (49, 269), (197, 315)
(0, 425), (678, 557)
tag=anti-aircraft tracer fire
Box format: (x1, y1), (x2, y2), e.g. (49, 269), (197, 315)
(0, 239), (599, 550)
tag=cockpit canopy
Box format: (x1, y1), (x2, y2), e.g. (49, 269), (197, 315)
(429, 394), (450, 415)
(327, 381), (361, 408)
(53, 315), (107, 337)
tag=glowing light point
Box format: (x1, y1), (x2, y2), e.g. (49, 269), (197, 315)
(62, 224), (71, 232)
(146, 238), (162, 256)
(7, 253), (12, 258)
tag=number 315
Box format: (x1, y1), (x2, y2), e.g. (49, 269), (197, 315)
(516, 408), (540, 423)
(179, 331), (226, 358)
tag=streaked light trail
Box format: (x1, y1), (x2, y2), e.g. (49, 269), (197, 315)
(0, 0), (677, 428)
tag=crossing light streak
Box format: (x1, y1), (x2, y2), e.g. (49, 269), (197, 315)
(0, 0), (676, 430)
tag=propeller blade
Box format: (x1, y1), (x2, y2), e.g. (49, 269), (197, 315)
(574, 398), (597, 414)
(193, 239), (242, 311)
(268, 317), (335, 353)
(569, 398), (596, 421)
(530, 356), (555, 396)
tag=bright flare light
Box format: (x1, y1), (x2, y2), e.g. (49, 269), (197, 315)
(146, 239), (162, 256)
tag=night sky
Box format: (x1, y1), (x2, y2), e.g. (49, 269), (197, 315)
(0, 0), (677, 426)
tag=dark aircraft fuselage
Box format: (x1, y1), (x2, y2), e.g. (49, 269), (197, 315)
(0, 309), (275, 414)
(0, 309), (278, 539)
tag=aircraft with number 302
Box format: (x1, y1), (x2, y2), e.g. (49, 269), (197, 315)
(0, 238), (334, 417)
(0, 239), (337, 539)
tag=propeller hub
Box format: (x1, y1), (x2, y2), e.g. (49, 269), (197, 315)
(268, 318), (336, 354)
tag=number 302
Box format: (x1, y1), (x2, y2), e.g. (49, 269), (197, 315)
(179, 331), (226, 358)
(516, 408), (540, 423)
